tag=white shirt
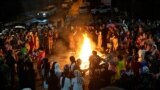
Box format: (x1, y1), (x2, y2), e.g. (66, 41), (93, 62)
(71, 77), (84, 90)
(69, 63), (76, 72)
(54, 63), (62, 78)
(60, 77), (71, 90)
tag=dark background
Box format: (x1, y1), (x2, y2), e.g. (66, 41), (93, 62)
(111, 0), (160, 20)
(0, 0), (160, 22)
(0, 0), (55, 22)
(0, 0), (23, 22)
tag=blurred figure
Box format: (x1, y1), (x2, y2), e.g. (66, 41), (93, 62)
(5, 50), (16, 88)
(71, 70), (84, 90)
(88, 51), (102, 90)
(99, 63), (116, 88)
(33, 32), (39, 51)
(69, 56), (76, 77)
(48, 65), (60, 90)
(96, 31), (102, 51)
(138, 66), (153, 89)
(0, 56), (11, 90)
(131, 54), (141, 79)
(76, 59), (82, 72)
(51, 61), (62, 79)
(20, 54), (36, 90)
(37, 47), (46, 77)
(41, 58), (50, 89)
(89, 51), (102, 77)
(26, 32), (34, 54)
(60, 71), (71, 90)
(48, 30), (53, 54)
(69, 33), (76, 52)
(112, 34), (119, 52)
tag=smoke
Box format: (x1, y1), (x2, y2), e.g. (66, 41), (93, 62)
(54, 39), (68, 55)
(52, 0), (94, 57)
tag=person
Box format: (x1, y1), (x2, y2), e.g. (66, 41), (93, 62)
(131, 54), (141, 79)
(43, 31), (49, 54)
(76, 58), (88, 76)
(41, 58), (50, 89)
(5, 50), (16, 88)
(20, 43), (28, 55)
(99, 63), (116, 88)
(60, 71), (71, 90)
(48, 30), (53, 54)
(71, 70), (84, 90)
(138, 46), (146, 62)
(53, 29), (59, 49)
(48, 67), (60, 90)
(26, 32), (34, 54)
(0, 57), (11, 90)
(116, 55), (125, 80)
(75, 59), (82, 72)
(37, 47), (45, 77)
(69, 56), (76, 77)
(33, 32), (39, 51)
(20, 54), (36, 90)
(69, 32), (76, 52)
(96, 31), (102, 51)
(51, 61), (62, 79)
(112, 35), (119, 52)
(138, 66), (153, 89)
(89, 51), (102, 77)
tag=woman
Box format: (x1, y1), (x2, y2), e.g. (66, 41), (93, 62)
(48, 69), (60, 90)
(41, 58), (50, 89)
(60, 71), (71, 90)
(34, 32), (39, 51)
(51, 61), (62, 79)
(71, 70), (84, 90)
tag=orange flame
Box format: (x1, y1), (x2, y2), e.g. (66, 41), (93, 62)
(78, 33), (94, 70)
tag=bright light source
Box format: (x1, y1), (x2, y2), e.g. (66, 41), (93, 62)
(43, 13), (46, 16)
(78, 33), (93, 70)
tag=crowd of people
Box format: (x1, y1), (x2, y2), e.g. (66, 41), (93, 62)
(66, 14), (160, 90)
(0, 22), (59, 90)
(0, 11), (160, 90)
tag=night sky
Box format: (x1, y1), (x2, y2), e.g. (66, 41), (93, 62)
(0, 0), (49, 22)
(0, 0), (23, 22)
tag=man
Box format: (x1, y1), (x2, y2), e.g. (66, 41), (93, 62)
(89, 51), (102, 77)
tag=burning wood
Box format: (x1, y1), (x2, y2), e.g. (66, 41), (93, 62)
(78, 33), (94, 70)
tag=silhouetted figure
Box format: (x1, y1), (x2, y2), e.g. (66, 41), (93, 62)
(48, 69), (60, 90)
(5, 50), (16, 89)
(20, 55), (36, 90)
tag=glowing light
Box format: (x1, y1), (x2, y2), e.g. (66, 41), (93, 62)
(78, 33), (93, 70)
